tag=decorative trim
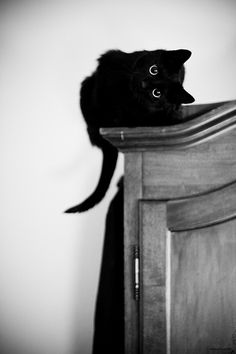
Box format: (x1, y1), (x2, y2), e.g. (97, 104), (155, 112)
(100, 100), (236, 151)
(167, 180), (236, 231)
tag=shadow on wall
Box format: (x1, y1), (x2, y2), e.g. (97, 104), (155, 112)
(0, 339), (51, 353)
(71, 156), (123, 354)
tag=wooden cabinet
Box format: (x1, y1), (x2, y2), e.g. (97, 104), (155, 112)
(101, 100), (236, 354)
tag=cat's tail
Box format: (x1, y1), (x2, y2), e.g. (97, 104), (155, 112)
(65, 141), (118, 213)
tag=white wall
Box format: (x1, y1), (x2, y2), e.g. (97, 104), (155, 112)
(0, 0), (235, 353)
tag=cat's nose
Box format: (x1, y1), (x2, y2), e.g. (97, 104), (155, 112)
(141, 80), (148, 89)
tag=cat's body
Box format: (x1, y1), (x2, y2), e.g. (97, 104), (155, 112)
(65, 49), (194, 213)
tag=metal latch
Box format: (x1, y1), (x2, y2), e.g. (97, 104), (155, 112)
(133, 245), (140, 301)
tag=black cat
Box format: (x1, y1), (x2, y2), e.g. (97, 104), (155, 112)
(65, 49), (194, 213)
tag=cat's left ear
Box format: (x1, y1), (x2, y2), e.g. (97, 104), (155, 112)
(177, 85), (195, 104)
(164, 49), (192, 70)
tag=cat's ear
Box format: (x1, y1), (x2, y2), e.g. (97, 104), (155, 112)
(164, 49), (192, 70)
(169, 84), (195, 104)
(171, 49), (192, 63)
(175, 85), (195, 103)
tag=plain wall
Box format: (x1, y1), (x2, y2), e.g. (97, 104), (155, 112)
(0, 0), (236, 353)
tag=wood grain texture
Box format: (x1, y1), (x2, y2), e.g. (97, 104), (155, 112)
(168, 181), (236, 231)
(139, 202), (168, 354)
(171, 220), (236, 353)
(143, 129), (236, 199)
(124, 152), (143, 354)
(100, 100), (236, 152)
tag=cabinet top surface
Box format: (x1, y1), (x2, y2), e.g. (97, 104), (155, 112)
(100, 100), (236, 151)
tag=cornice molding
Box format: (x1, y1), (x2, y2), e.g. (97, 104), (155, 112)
(100, 100), (236, 151)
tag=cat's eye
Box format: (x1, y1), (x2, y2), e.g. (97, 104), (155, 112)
(152, 88), (161, 98)
(149, 64), (158, 75)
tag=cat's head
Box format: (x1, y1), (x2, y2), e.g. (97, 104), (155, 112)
(130, 49), (195, 113)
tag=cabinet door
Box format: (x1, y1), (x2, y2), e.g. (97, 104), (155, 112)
(139, 202), (168, 354)
(139, 183), (236, 354)
(171, 221), (236, 354)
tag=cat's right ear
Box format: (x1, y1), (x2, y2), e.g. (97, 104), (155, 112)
(164, 49), (192, 71)
(173, 49), (192, 64)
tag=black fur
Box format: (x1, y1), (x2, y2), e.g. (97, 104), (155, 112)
(65, 49), (194, 213)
